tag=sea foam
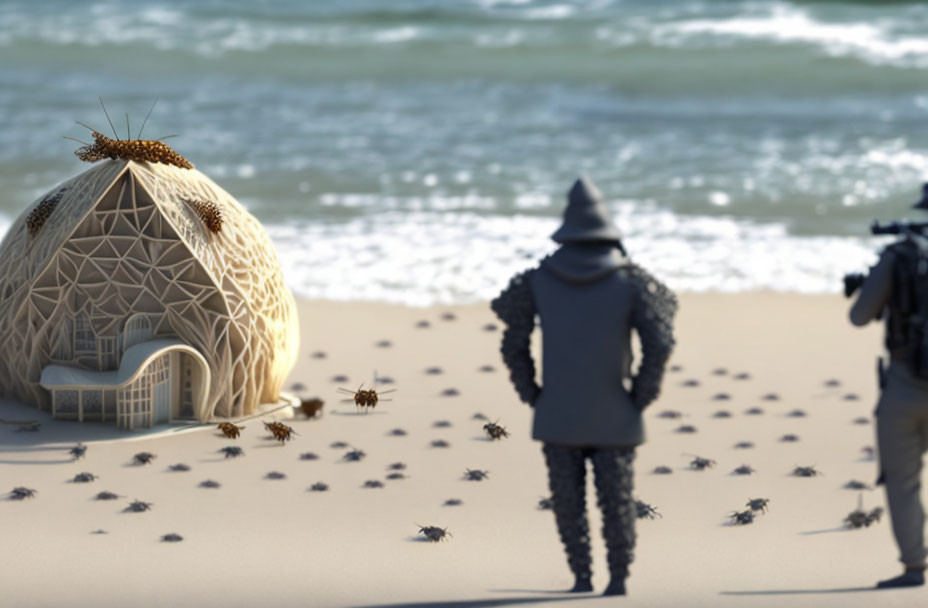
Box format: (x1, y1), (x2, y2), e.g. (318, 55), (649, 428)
(264, 208), (885, 306)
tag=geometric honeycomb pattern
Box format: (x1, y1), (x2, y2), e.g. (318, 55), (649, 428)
(0, 160), (299, 419)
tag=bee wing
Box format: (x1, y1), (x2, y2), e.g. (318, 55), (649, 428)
(336, 388), (356, 394)
(378, 389), (398, 395)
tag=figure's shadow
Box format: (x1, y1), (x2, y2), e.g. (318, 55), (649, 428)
(352, 595), (598, 608)
(489, 589), (594, 596)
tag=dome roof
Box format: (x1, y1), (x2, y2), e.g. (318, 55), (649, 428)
(0, 160), (299, 419)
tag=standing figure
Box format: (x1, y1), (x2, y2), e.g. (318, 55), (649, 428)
(849, 183), (928, 589)
(491, 177), (677, 596)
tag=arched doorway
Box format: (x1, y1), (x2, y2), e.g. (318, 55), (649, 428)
(116, 344), (210, 428)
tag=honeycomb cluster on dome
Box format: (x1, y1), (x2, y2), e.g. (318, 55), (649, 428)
(75, 131), (193, 170)
(26, 188), (67, 237)
(186, 198), (224, 234)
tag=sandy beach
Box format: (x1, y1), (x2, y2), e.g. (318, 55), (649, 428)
(1, 292), (924, 607)
(5, 2), (928, 607)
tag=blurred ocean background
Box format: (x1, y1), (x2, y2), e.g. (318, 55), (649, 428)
(2, 0), (928, 305)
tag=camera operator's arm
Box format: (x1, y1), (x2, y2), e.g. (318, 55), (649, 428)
(850, 249), (894, 327)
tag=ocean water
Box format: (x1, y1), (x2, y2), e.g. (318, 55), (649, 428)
(1, 0), (927, 305)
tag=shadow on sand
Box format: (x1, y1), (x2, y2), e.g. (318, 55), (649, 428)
(0, 397), (291, 449)
(330, 410), (389, 416)
(352, 594), (599, 608)
(0, 443), (82, 465)
(720, 586), (877, 596)
(406, 535), (440, 543)
(798, 526), (850, 536)
(0, 458), (75, 465)
(0, 398), (208, 447)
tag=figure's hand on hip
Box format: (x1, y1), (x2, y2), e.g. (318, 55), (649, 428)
(530, 387), (542, 408)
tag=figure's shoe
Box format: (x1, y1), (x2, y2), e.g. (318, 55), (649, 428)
(603, 578), (627, 596)
(569, 575), (593, 593)
(876, 571), (925, 589)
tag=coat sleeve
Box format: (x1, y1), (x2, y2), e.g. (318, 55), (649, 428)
(849, 248), (894, 327)
(490, 270), (541, 405)
(626, 264), (678, 412)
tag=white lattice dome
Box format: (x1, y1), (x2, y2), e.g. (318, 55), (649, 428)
(0, 160), (299, 423)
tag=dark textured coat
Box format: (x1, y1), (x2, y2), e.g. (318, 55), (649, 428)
(491, 243), (676, 448)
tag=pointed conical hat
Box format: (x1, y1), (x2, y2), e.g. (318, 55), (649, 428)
(550, 176), (623, 243)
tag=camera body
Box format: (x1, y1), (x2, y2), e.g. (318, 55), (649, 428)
(843, 220), (928, 298)
(843, 273), (866, 298)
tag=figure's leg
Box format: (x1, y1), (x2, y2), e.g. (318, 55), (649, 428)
(590, 446), (636, 596)
(876, 384), (927, 588)
(542, 443), (592, 592)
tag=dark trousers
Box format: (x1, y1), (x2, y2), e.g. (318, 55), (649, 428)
(876, 370), (928, 568)
(542, 443), (636, 581)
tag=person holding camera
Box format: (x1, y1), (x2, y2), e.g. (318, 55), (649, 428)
(491, 176), (677, 596)
(849, 183), (928, 589)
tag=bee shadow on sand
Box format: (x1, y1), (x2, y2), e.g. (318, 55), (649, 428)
(797, 526), (854, 536)
(406, 535), (442, 543)
(330, 410), (390, 416)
